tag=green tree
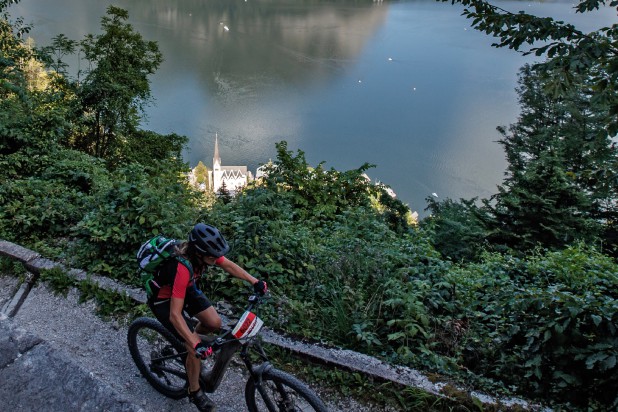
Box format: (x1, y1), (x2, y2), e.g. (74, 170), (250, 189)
(482, 65), (616, 252)
(193, 161), (210, 189)
(439, 0), (618, 136)
(38, 34), (77, 76)
(484, 152), (599, 251)
(263, 141), (374, 222)
(77, 6), (163, 159)
(216, 180), (233, 204)
(422, 196), (488, 262)
(1, 0), (33, 153)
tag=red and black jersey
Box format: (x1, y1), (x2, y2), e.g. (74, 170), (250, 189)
(155, 256), (225, 299)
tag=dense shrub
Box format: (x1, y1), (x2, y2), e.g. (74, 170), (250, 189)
(421, 196), (488, 262)
(449, 246), (618, 409)
(70, 161), (201, 280)
(40, 149), (110, 194)
(0, 177), (88, 240)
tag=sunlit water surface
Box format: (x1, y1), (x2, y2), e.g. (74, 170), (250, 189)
(13, 0), (616, 214)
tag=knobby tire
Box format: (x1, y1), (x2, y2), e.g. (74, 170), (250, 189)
(245, 367), (329, 412)
(127, 317), (188, 399)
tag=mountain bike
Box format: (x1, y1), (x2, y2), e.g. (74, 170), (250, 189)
(127, 294), (329, 412)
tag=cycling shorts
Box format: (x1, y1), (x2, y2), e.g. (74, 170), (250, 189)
(148, 285), (212, 343)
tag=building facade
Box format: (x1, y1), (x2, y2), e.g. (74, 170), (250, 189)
(209, 134), (250, 195)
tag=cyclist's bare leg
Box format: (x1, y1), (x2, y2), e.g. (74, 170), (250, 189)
(194, 306), (221, 335)
(185, 333), (202, 392)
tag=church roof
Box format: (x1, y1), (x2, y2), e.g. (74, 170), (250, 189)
(220, 165), (247, 173)
(220, 168), (247, 179)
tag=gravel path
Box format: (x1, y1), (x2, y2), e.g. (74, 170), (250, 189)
(8, 279), (391, 412)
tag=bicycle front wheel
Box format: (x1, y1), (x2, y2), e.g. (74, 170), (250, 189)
(245, 367), (329, 412)
(127, 317), (188, 399)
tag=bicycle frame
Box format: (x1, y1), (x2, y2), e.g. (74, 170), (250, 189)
(199, 334), (242, 392)
(172, 294), (273, 394)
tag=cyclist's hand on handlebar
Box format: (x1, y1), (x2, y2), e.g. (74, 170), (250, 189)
(253, 280), (268, 296)
(194, 341), (213, 359)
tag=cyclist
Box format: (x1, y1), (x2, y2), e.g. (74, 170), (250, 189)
(147, 223), (268, 412)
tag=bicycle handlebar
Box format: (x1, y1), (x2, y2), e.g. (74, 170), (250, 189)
(205, 292), (270, 350)
(246, 292), (270, 311)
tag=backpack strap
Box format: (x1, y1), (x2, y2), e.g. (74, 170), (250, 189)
(153, 255), (194, 287)
(175, 256), (193, 275)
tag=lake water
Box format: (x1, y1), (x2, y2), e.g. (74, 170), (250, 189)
(11, 0), (615, 215)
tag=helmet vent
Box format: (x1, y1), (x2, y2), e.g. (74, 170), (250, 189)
(189, 223), (230, 257)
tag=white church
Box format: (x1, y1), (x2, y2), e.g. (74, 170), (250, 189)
(208, 134), (252, 195)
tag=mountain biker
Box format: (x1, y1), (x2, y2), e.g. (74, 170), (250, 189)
(147, 223), (268, 412)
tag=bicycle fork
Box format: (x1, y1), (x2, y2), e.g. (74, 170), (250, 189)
(246, 353), (296, 412)
(251, 362), (282, 411)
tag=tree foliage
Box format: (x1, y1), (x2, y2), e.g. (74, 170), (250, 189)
(482, 65), (617, 253)
(422, 196), (488, 262)
(1, 0), (33, 153)
(38, 34), (77, 76)
(261, 141), (373, 219)
(439, 0), (618, 136)
(193, 161), (209, 188)
(258, 141), (411, 231)
(76, 6), (163, 159)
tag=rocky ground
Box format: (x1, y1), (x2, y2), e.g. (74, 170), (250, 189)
(0, 273), (394, 412)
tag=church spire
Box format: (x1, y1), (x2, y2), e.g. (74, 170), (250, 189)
(213, 133), (221, 170)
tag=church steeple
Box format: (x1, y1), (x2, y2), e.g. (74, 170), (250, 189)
(213, 133), (221, 171)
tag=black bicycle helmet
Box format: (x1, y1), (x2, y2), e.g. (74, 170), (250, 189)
(189, 223), (230, 257)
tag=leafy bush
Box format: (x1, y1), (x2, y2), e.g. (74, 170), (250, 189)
(421, 196), (488, 262)
(0, 177), (89, 241)
(0, 146), (109, 247)
(450, 246), (618, 409)
(40, 149), (110, 194)
(71, 161), (201, 280)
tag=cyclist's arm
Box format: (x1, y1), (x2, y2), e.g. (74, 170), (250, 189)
(216, 257), (258, 286)
(169, 297), (200, 347)
(168, 264), (200, 347)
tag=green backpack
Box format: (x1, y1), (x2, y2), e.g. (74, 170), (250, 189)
(136, 235), (193, 299)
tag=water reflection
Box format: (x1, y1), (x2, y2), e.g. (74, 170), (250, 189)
(125, 1), (386, 96)
(14, 0), (613, 214)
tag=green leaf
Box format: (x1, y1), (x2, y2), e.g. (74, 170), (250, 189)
(601, 355), (617, 371)
(591, 314), (602, 326)
(387, 332), (407, 341)
(586, 352), (608, 369)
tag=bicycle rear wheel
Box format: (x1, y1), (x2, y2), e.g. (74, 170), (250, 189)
(245, 367), (329, 412)
(127, 317), (188, 399)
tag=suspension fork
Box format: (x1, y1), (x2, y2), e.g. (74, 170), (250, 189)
(243, 342), (288, 411)
(250, 361), (280, 411)
(240, 339), (270, 375)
